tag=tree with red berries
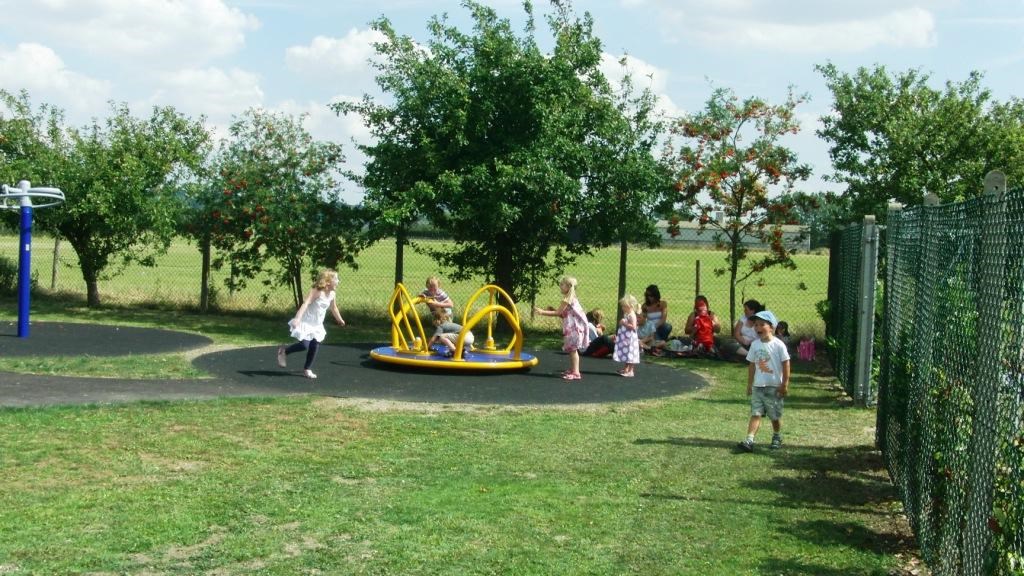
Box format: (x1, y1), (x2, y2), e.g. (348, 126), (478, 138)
(668, 87), (811, 325)
(192, 109), (363, 308)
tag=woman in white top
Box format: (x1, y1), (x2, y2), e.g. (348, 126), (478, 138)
(730, 299), (763, 360)
(638, 284), (672, 350)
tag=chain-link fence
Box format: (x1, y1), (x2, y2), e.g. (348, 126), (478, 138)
(876, 176), (1024, 575)
(825, 218), (881, 406)
(0, 232), (829, 339)
(827, 223), (863, 398)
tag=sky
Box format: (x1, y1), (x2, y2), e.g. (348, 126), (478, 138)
(1, 0), (1022, 204)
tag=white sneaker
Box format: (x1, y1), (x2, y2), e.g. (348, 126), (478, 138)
(303, 369), (317, 379)
(276, 346), (287, 368)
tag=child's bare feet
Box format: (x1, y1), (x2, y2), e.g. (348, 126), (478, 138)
(303, 369), (317, 379)
(276, 346), (287, 368)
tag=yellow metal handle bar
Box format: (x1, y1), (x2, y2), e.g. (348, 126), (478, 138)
(456, 304), (527, 361)
(462, 284), (522, 353)
(387, 283), (429, 354)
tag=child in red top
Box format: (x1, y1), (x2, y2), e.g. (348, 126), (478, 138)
(684, 295), (721, 355)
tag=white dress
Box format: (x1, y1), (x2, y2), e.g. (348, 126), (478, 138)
(289, 289), (335, 342)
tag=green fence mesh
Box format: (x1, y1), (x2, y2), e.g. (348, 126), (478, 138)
(0, 233), (830, 339)
(876, 187), (1024, 575)
(826, 223), (864, 400)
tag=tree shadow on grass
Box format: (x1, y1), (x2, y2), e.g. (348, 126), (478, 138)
(756, 556), (891, 576)
(753, 519), (919, 575)
(634, 437), (906, 517)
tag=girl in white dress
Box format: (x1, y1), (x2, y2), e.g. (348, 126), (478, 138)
(277, 269), (346, 379)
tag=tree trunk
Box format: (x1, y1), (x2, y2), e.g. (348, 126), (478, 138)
(728, 242), (739, 327)
(394, 228), (406, 287)
(199, 235), (210, 313)
(494, 241), (516, 301)
(50, 236), (60, 290)
(86, 278), (101, 307)
(617, 238), (628, 321)
(291, 264), (304, 309)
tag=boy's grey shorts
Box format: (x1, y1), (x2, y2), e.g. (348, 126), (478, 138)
(751, 386), (784, 420)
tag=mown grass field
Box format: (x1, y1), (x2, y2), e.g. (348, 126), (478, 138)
(0, 301), (915, 575)
(1, 234), (830, 338)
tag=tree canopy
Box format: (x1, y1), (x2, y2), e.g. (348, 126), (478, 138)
(335, 0), (669, 302)
(817, 62), (1024, 218)
(194, 108), (362, 307)
(0, 90), (210, 306)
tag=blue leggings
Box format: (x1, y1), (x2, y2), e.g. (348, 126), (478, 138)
(285, 339), (320, 370)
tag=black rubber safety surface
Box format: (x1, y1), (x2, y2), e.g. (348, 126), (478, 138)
(0, 323), (705, 407)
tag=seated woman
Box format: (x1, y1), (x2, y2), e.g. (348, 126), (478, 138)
(721, 299), (763, 361)
(638, 284), (672, 351)
(683, 295), (722, 357)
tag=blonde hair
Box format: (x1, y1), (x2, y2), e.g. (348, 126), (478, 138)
(432, 307), (451, 326)
(560, 276), (578, 304)
(619, 294), (638, 313)
(425, 275), (440, 289)
(587, 308), (605, 325)
(314, 269), (339, 290)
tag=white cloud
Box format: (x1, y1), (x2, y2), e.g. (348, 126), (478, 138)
(619, 1), (938, 53)
(700, 7), (937, 52)
(0, 43), (110, 116)
(2, 0), (259, 69)
(143, 67), (264, 134)
(285, 28), (387, 94)
(600, 52), (684, 119)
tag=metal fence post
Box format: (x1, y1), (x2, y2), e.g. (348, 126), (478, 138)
(962, 170), (1007, 576)
(876, 203), (902, 448)
(853, 215), (879, 406)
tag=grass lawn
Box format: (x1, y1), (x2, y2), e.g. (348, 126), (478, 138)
(0, 299), (918, 575)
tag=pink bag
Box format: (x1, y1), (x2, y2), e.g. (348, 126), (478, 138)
(798, 338), (816, 362)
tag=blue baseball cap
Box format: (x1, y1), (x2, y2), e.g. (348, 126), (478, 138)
(751, 310), (778, 327)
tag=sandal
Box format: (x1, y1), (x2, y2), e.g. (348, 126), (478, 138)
(303, 369), (318, 379)
(620, 372), (634, 378)
(562, 372), (581, 380)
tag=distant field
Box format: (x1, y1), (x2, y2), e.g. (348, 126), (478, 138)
(0, 234), (829, 337)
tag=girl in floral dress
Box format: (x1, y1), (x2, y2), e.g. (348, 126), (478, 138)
(533, 276), (590, 380)
(613, 294), (641, 377)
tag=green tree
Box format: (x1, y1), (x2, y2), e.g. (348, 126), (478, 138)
(581, 61), (676, 306)
(668, 87), (811, 325)
(0, 91), (210, 306)
(773, 190), (853, 249)
(201, 108), (362, 308)
(336, 0), (664, 302)
(816, 63), (1024, 218)
(0, 90), (68, 230)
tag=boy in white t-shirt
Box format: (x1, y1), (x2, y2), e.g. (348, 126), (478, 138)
(737, 310), (791, 452)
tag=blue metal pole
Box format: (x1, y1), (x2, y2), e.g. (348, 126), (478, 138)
(17, 201), (33, 338)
